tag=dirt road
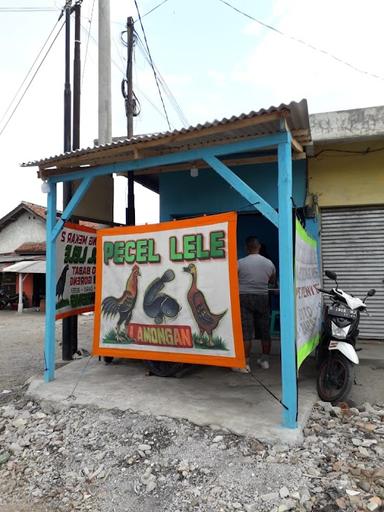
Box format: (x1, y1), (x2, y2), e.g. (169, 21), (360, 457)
(0, 310), (93, 392)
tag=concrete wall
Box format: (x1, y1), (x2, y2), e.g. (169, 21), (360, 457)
(159, 160), (307, 220)
(310, 106), (384, 143)
(308, 140), (384, 207)
(0, 212), (46, 253)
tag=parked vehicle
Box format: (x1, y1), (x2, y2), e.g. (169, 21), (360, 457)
(316, 270), (376, 402)
(0, 287), (29, 310)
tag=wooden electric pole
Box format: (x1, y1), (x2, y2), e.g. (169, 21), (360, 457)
(62, 0), (73, 361)
(62, 0), (82, 360)
(125, 16), (135, 226)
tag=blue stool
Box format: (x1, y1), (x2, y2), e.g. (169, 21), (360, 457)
(270, 310), (280, 336)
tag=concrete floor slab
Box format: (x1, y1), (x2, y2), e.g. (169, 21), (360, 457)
(27, 355), (318, 445)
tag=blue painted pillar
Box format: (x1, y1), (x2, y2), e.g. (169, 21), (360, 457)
(278, 136), (297, 428)
(44, 181), (57, 382)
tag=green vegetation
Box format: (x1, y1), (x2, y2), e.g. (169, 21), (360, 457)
(102, 329), (135, 345)
(192, 333), (228, 351)
(56, 299), (70, 309)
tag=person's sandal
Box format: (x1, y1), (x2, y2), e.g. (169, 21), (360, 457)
(231, 364), (251, 374)
(257, 357), (269, 370)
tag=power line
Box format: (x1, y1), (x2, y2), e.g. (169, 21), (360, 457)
(218, 0), (384, 82)
(0, 20), (66, 138)
(81, 0), (96, 86)
(135, 0), (169, 22)
(79, 23), (169, 122)
(133, 0), (172, 130)
(135, 32), (189, 127)
(0, 7), (59, 12)
(0, 11), (64, 127)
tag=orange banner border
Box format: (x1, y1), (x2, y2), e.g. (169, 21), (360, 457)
(92, 212), (245, 368)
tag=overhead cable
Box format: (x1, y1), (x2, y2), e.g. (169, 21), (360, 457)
(133, 0), (172, 130)
(0, 9), (65, 127)
(79, 23), (169, 122)
(218, 0), (384, 81)
(0, 7), (59, 12)
(81, 0), (96, 86)
(135, 32), (189, 127)
(0, 20), (66, 138)
(134, 0), (169, 22)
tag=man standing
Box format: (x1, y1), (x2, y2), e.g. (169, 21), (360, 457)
(236, 236), (276, 372)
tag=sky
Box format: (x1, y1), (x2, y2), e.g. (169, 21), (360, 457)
(0, 0), (384, 224)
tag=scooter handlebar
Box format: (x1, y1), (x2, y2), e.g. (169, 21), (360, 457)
(316, 287), (331, 294)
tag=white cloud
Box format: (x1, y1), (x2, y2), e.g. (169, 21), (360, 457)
(230, 0), (384, 112)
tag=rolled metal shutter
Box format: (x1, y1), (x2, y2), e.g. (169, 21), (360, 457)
(321, 206), (384, 340)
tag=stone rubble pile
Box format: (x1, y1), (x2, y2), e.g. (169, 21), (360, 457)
(0, 398), (383, 511)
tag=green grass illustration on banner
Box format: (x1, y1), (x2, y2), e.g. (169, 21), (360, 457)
(56, 299), (70, 310)
(103, 329), (135, 344)
(192, 334), (228, 350)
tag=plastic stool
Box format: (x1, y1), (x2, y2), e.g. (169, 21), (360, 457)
(270, 310), (280, 336)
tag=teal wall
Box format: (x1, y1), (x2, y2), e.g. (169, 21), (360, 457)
(159, 160), (307, 221)
(159, 159), (308, 283)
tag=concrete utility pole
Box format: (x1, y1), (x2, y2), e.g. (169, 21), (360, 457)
(125, 16), (135, 226)
(98, 0), (112, 145)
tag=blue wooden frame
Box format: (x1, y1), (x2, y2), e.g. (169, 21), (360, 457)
(44, 130), (298, 428)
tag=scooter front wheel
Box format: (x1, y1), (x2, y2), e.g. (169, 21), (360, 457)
(317, 353), (354, 403)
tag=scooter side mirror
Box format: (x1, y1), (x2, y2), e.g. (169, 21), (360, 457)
(367, 289), (376, 297)
(325, 270), (337, 281)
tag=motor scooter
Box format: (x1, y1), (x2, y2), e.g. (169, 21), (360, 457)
(316, 270), (375, 402)
(0, 287), (29, 310)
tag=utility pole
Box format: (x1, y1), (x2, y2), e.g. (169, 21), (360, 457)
(62, 0), (73, 361)
(67, 0), (82, 357)
(73, 1), (81, 150)
(125, 16), (135, 226)
(98, 0), (112, 145)
(63, 1), (72, 158)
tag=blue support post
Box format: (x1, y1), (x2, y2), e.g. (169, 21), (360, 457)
(277, 136), (297, 428)
(44, 181), (57, 382)
(203, 155), (279, 227)
(51, 176), (94, 242)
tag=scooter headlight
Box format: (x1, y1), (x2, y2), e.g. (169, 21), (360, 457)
(331, 322), (350, 339)
(333, 316), (351, 328)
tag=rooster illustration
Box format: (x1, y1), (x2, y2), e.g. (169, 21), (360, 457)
(102, 264), (141, 341)
(56, 264), (69, 302)
(183, 263), (226, 346)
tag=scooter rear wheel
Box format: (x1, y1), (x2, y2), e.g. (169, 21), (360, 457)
(317, 353), (354, 403)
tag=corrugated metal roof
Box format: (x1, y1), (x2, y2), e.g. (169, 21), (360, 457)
(22, 100), (311, 176)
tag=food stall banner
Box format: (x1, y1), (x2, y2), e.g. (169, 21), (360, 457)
(295, 219), (322, 368)
(56, 223), (97, 319)
(93, 212), (245, 368)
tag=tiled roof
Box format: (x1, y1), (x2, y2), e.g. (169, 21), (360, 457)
(21, 201), (47, 219)
(15, 242), (46, 254)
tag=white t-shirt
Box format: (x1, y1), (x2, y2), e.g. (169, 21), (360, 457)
(238, 254), (276, 295)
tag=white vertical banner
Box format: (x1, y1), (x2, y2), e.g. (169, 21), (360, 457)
(295, 219), (322, 368)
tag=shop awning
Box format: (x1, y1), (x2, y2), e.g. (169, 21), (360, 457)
(2, 260), (46, 274)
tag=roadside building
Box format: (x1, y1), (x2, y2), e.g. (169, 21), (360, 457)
(308, 105), (384, 339)
(0, 201), (102, 310)
(0, 202), (47, 308)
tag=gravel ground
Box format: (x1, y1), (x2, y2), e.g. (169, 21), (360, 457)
(0, 311), (383, 511)
(0, 398), (383, 512)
